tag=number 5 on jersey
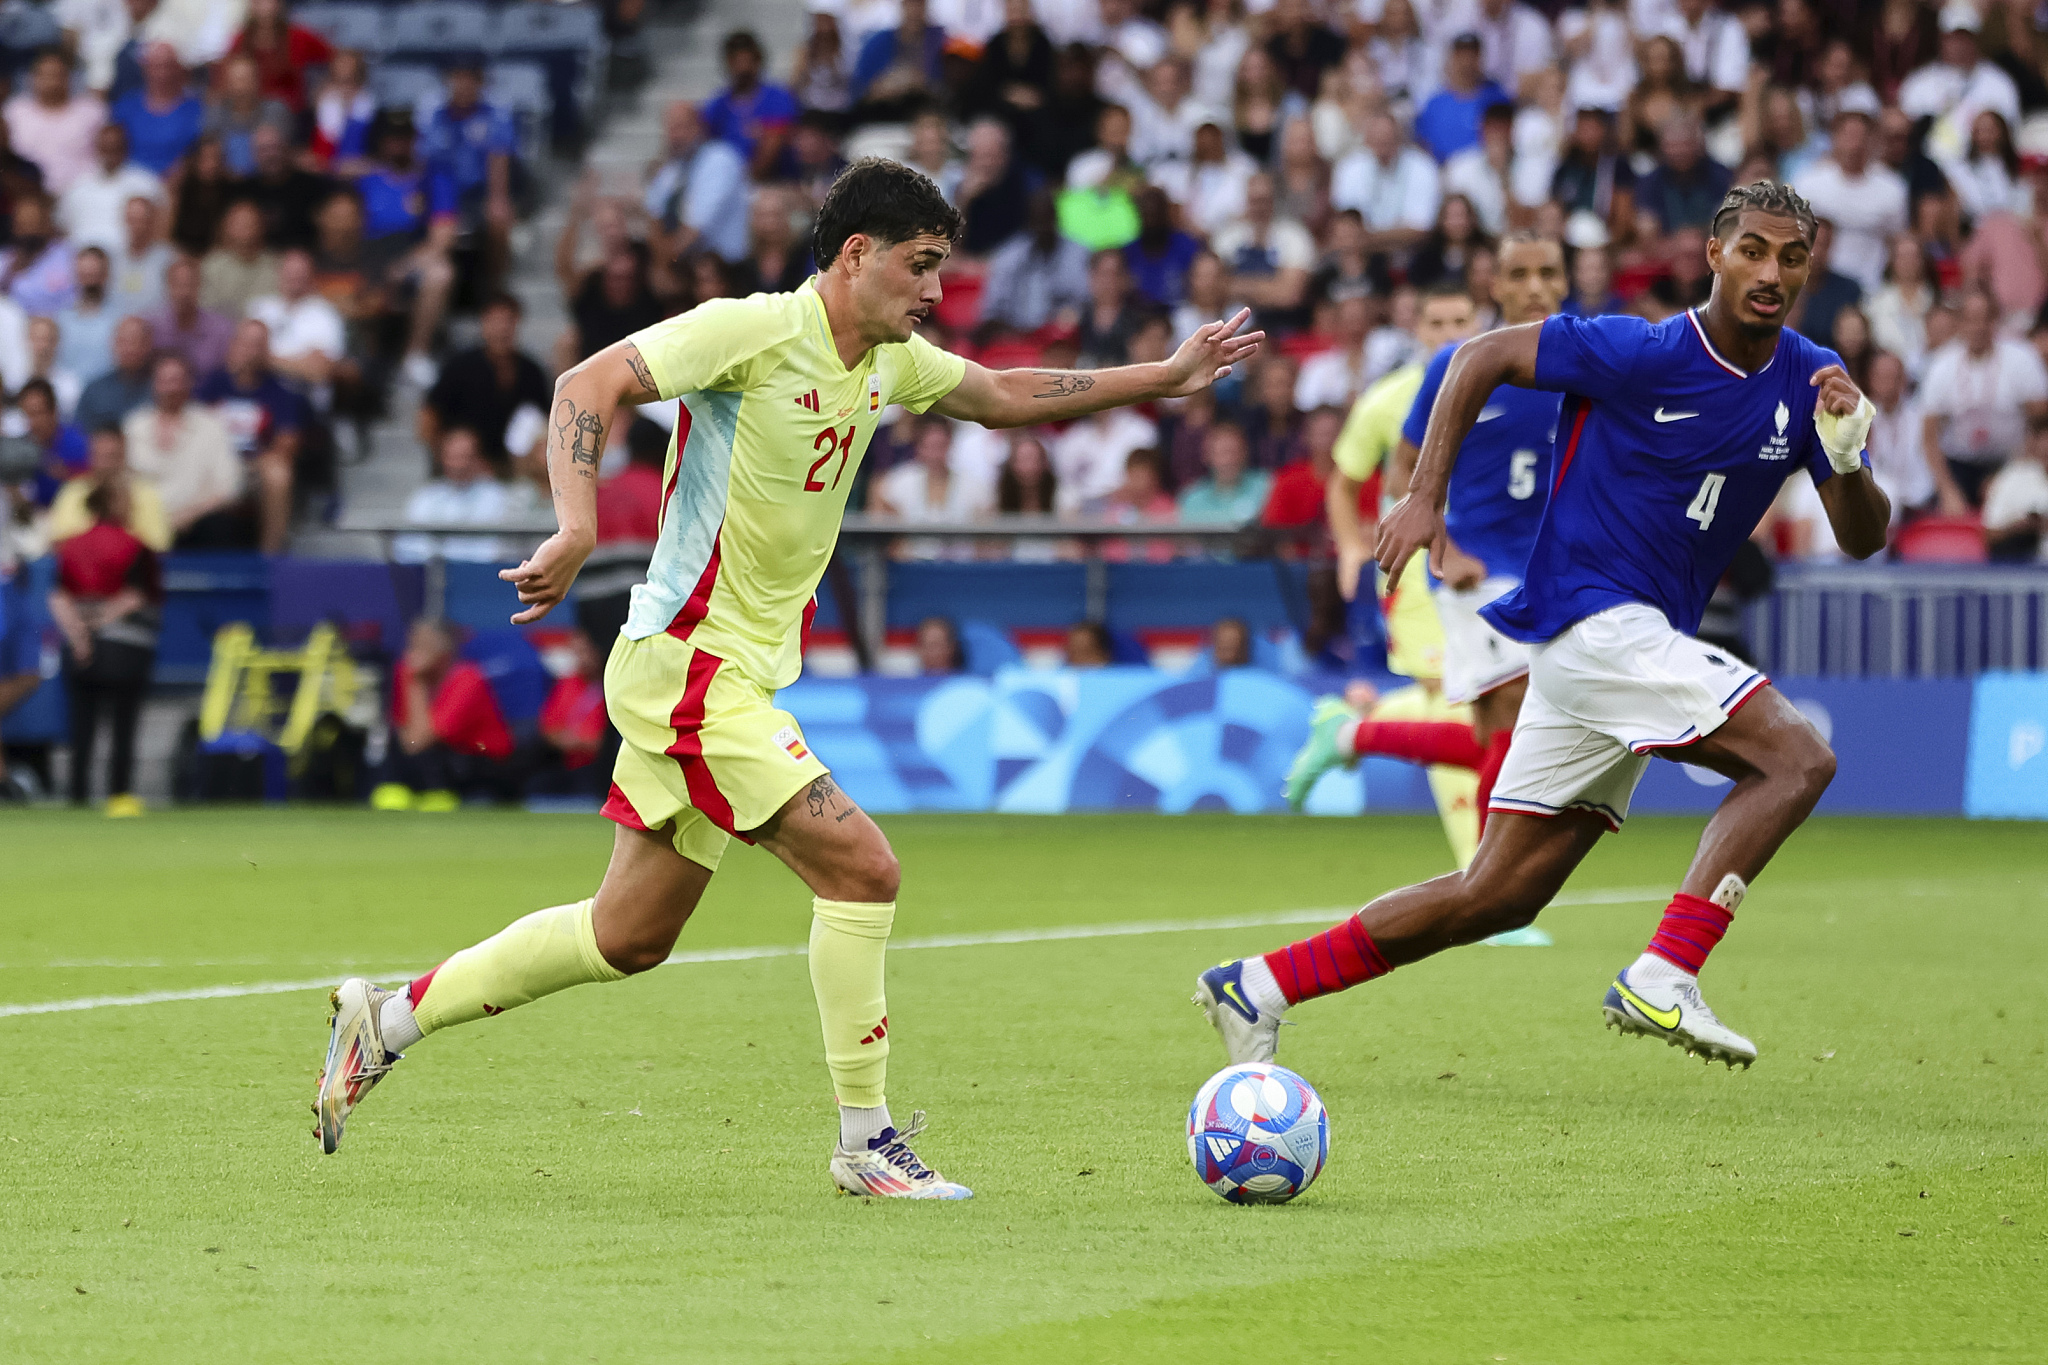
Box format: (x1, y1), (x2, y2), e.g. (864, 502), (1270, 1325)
(1686, 472), (1726, 530)
(805, 423), (856, 493)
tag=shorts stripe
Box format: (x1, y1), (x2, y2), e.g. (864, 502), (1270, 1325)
(1488, 794), (1624, 832)
(665, 648), (741, 836)
(1630, 671), (1768, 754)
(1720, 671), (1769, 712)
(665, 527), (724, 642)
(601, 781), (653, 832)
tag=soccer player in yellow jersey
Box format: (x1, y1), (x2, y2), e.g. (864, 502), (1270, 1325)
(315, 159), (1263, 1198)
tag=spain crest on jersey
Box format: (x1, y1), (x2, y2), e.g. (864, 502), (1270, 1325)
(868, 373), (882, 413)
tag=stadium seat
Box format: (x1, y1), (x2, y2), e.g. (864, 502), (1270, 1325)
(389, 0), (492, 59)
(371, 63), (450, 118)
(292, 3), (388, 54)
(485, 60), (551, 119)
(957, 619), (1021, 676)
(1894, 514), (1988, 564)
(490, 2), (605, 56)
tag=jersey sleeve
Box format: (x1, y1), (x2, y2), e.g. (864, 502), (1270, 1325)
(1399, 344), (1455, 448)
(1532, 312), (1647, 400)
(885, 330), (968, 414)
(627, 297), (801, 399)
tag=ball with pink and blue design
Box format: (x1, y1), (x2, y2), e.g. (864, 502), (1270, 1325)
(1187, 1062), (1328, 1204)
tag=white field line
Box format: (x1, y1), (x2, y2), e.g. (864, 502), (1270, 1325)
(0, 885), (1667, 1020)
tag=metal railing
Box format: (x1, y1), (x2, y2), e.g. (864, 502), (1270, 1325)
(1746, 563), (2048, 677)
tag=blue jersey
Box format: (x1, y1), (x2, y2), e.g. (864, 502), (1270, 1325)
(1483, 310), (1863, 643)
(1402, 341), (1561, 581)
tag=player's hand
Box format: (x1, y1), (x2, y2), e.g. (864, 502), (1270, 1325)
(1336, 542), (1370, 601)
(1809, 364), (1862, 417)
(1438, 540), (1488, 591)
(500, 530), (594, 624)
(1162, 309), (1265, 396)
(1375, 493), (1447, 592)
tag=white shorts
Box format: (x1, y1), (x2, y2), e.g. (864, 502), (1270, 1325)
(1434, 576), (1532, 705)
(1489, 602), (1769, 831)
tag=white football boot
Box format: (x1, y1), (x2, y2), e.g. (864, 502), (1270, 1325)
(1192, 960), (1283, 1065)
(830, 1112), (973, 1199)
(1602, 965), (1757, 1069)
(313, 977), (404, 1153)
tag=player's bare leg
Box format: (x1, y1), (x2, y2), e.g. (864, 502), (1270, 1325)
(1604, 686), (1834, 1067)
(752, 775), (971, 1199)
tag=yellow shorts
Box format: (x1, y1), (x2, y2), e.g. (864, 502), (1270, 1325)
(600, 630), (829, 871)
(1378, 549), (1446, 681)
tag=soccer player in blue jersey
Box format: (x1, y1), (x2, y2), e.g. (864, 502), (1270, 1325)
(1198, 182), (1889, 1069)
(1285, 240), (1567, 841)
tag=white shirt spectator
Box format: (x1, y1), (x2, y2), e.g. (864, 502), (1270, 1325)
(1150, 151), (1256, 236)
(106, 238), (177, 317)
(1865, 390), (1935, 515)
(1866, 284), (1932, 374)
(123, 401), (240, 525)
(1794, 157), (1908, 295)
(1098, 61), (1217, 168)
(1436, 0), (1553, 92)
(1775, 473), (1844, 560)
(1295, 345), (1370, 410)
(247, 292), (346, 369)
(1441, 146), (1511, 234)
(875, 459), (991, 522)
(1938, 153), (2021, 220)
(1559, 5), (1636, 111)
(395, 477), (517, 564)
(56, 0), (132, 92)
(1363, 325), (1420, 386)
(1367, 33), (1437, 111)
(1510, 102), (1561, 208)
(1921, 337), (2048, 467)
(1650, 5), (1749, 96)
(1331, 144), (1441, 232)
(1981, 455), (2048, 559)
(928, 0), (1005, 42)
(642, 138), (751, 264)
(0, 296), (33, 394)
(1898, 59), (2021, 159)
(1190, 23), (1250, 111)
(1210, 215), (1317, 274)
(58, 163), (165, 255)
(1034, 0), (1105, 46)
(1050, 407), (1157, 513)
(2, 91), (106, 196)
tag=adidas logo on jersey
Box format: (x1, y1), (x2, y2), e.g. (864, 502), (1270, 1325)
(795, 390), (821, 412)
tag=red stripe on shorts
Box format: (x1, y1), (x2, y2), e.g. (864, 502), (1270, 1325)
(600, 781), (653, 831)
(665, 647), (741, 836)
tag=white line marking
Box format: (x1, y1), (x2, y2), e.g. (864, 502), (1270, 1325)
(0, 886), (1667, 1020)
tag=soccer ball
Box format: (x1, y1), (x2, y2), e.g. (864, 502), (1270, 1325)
(1187, 1063), (1328, 1204)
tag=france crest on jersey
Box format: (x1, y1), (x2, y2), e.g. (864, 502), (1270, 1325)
(1482, 309), (1865, 644)
(1402, 342), (1561, 580)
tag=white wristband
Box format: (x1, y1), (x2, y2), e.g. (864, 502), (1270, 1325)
(1813, 393), (1874, 476)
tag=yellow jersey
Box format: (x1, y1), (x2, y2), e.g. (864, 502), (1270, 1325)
(622, 282), (966, 688)
(1331, 361), (1424, 486)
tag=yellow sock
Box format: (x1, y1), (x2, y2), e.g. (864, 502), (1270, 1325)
(808, 898), (894, 1109)
(412, 898), (625, 1034)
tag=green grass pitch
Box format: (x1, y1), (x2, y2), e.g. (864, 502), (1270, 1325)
(0, 808), (2042, 1363)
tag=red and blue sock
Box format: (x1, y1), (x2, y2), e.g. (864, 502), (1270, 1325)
(1261, 915), (1392, 1006)
(1641, 892), (1733, 977)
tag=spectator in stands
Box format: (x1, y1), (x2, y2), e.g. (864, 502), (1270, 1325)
(75, 315), (156, 434)
(422, 58), (520, 282)
(529, 628), (608, 798)
(790, 6), (851, 114)
(48, 424), (171, 550)
(1982, 414), (2048, 562)
(1549, 106), (1635, 245)
(874, 417), (987, 545)
(1795, 99), (1907, 296)
(995, 432), (1057, 515)
(1921, 289), (2048, 512)
(1259, 404), (1342, 550)
(1176, 420), (1270, 525)
(168, 132), (232, 255)
(50, 475), (161, 813)
(642, 99), (748, 265)
(850, 0), (948, 122)
(0, 193), (77, 316)
(16, 378), (90, 508)
(112, 43), (204, 176)
(123, 351), (244, 548)
(949, 118), (1037, 258)
(1442, 101), (1520, 236)
(1633, 112), (1730, 237)
(706, 30), (801, 180)
(1075, 249), (1143, 368)
(1213, 172), (1315, 330)
(1863, 349), (1933, 519)
(1100, 446), (1176, 522)
(1122, 185), (1202, 309)
(350, 115), (458, 387)
(196, 317), (307, 554)
(1780, 218), (1859, 349)
(104, 0), (154, 103)
(0, 113), (48, 231)
(5, 50), (106, 198)
(1562, 240), (1621, 316)
(309, 48), (375, 173)
(305, 190), (400, 387)
(202, 52), (291, 177)
(371, 618), (516, 812)
(1414, 35), (1507, 164)
(970, 0), (1052, 121)
(789, 109), (849, 214)
(58, 0), (133, 98)
(1241, 352), (1303, 469)
(198, 199), (280, 316)
(247, 248), (347, 401)
(394, 426), (515, 564)
(106, 194), (174, 316)
(559, 239), (668, 372)
(914, 617), (965, 674)
(735, 185), (814, 294)
(1051, 381), (1157, 514)
(228, 0), (333, 114)
(26, 316), (82, 418)
(421, 293), (551, 476)
(1210, 615), (1252, 668)
(233, 122), (331, 250)
(58, 122), (161, 255)
(1895, 4), (2020, 138)
(1293, 292), (1373, 410)
(576, 417), (668, 648)
(1064, 620), (1114, 668)
(1169, 248), (1230, 347)
(980, 188), (1089, 336)
(1153, 121), (1254, 241)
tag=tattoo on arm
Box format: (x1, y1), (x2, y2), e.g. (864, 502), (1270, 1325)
(554, 397), (605, 479)
(1030, 372), (1097, 399)
(804, 774), (857, 822)
(624, 344), (660, 399)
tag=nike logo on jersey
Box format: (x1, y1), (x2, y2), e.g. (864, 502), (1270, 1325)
(1612, 979), (1682, 1030)
(1653, 408), (1699, 423)
(1475, 406), (1506, 422)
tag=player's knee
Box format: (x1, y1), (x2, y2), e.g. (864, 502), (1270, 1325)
(851, 846), (901, 902)
(605, 927), (678, 975)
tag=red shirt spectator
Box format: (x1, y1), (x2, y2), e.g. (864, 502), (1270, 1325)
(228, 1), (336, 113)
(391, 653), (514, 760)
(595, 458), (665, 543)
(539, 673), (607, 767)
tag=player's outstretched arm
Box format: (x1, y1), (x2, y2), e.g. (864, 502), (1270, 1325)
(499, 339), (663, 623)
(931, 308), (1264, 429)
(1810, 364), (1890, 560)
(1376, 323), (1542, 590)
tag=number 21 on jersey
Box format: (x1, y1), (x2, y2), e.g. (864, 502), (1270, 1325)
(1686, 472), (1726, 530)
(805, 423), (856, 493)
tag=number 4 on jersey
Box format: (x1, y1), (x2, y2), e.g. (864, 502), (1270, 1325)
(805, 423), (856, 492)
(1686, 472), (1726, 530)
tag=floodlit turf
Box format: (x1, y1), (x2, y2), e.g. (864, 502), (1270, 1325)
(0, 808), (2042, 1364)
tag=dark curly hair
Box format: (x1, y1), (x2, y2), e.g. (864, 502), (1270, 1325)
(812, 157), (964, 271)
(1711, 180), (1818, 245)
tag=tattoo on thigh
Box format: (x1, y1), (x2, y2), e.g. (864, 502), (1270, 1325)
(805, 774), (857, 822)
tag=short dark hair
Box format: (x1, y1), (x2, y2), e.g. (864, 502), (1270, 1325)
(722, 30), (762, 61)
(1422, 280), (1474, 303)
(480, 291), (523, 317)
(812, 157), (963, 270)
(1711, 180), (1818, 245)
(15, 377), (54, 408)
